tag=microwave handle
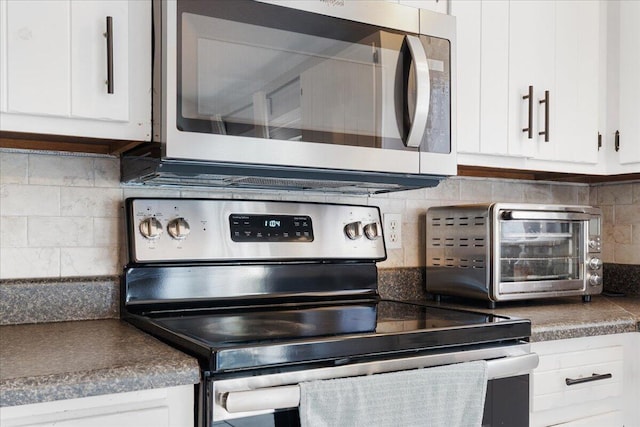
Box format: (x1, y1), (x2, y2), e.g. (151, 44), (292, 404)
(404, 35), (431, 148)
(502, 211), (593, 221)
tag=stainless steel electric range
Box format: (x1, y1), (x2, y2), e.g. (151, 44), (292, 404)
(121, 198), (538, 427)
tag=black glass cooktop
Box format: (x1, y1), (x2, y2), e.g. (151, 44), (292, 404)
(137, 300), (530, 372)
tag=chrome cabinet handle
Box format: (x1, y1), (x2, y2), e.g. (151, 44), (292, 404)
(565, 372), (612, 386)
(539, 90), (549, 142)
(522, 85), (533, 139)
(105, 16), (114, 94)
(403, 35), (430, 148)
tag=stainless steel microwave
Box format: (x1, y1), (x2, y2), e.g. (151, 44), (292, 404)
(122, 0), (457, 194)
(426, 203), (603, 306)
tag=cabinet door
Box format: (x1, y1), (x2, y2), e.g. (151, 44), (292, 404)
(553, 0), (600, 165)
(0, 0), (150, 141)
(71, 1), (129, 121)
(452, 0), (509, 156)
(507, 1), (555, 159)
(4, 0), (71, 116)
(617, 0), (640, 166)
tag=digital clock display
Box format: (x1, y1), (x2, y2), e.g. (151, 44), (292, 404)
(229, 214), (313, 242)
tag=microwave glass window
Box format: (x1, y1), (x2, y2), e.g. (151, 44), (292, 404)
(499, 220), (584, 283)
(176, 0), (450, 153)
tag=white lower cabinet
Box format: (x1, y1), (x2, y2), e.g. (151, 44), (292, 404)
(530, 333), (639, 427)
(0, 385), (194, 427)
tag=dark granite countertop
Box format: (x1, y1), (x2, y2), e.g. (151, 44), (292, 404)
(420, 295), (640, 342)
(1, 273), (638, 408)
(0, 319), (200, 407)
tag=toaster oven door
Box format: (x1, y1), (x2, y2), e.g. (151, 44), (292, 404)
(495, 211), (592, 298)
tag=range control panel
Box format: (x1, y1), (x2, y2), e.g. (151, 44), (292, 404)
(229, 214), (314, 242)
(127, 198), (386, 263)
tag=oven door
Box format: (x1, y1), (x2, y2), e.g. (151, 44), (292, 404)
(204, 343), (538, 426)
(156, 0), (456, 176)
(493, 209), (602, 300)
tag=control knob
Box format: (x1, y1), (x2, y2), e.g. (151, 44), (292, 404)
(344, 221), (364, 240)
(167, 217), (191, 240)
(588, 257), (602, 271)
(139, 217), (163, 240)
(364, 222), (382, 240)
(588, 274), (603, 287)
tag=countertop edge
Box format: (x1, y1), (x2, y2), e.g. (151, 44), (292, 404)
(0, 365), (201, 408)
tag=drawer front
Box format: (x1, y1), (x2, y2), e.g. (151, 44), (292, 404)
(554, 410), (623, 427)
(532, 345), (623, 413)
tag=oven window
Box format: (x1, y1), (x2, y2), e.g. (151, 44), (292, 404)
(499, 220), (583, 283)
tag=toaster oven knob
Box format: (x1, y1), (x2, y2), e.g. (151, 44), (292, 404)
(588, 274), (603, 287)
(364, 222), (382, 240)
(139, 217), (163, 240)
(344, 221), (364, 240)
(588, 257), (603, 271)
(167, 217), (191, 240)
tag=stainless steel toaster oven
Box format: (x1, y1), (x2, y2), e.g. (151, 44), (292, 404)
(426, 203), (603, 306)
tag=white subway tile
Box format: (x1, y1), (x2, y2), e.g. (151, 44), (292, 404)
(550, 184), (579, 205)
(0, 217), (27, 247)
(459, 179), (492, 202)
(60, 187), (122, 217)
(491, 181), (525, 202)
(94, 217), (123, 247)
(597, 183), (634, 205)
(615, 204), (640, 225)
(403, 221), (422, 267)
(94, 157), (120, 188)
(614, 243), (640, 264)
(122, 187), (181, 199)
(29, 154), (94, 187)
(0, 152), (28, 184)
(523, 183), (552, 203)
(28, 217), (93, 247)
(0, 247), (60, 279)
(0, 184), (60, 216)
(60, 247), (120, 276)
(424, 178), (460, 201)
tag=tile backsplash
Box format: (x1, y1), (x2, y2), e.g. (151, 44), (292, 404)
(1, 149), (638, 279)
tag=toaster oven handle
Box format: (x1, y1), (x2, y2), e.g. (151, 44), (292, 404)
(404, 35), (430, 148)
(502, 211), (593, 221)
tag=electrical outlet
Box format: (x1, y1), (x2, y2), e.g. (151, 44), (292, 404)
(383, 213), (402, 249)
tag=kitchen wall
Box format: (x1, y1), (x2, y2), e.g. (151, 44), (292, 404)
(0, 149), (638, 280)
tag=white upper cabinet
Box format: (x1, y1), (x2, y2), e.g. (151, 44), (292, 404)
(0, 0), (151, 141)
(608, 0), (640, 173)
(453, 0), (603, 173)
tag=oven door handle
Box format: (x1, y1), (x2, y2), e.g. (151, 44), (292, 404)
(222, 353), (539, 414)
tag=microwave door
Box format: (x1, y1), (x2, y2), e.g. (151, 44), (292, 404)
(167, 0), (426, 175)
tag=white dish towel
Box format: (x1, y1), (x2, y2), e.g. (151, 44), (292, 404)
(298, 360), (488, 427)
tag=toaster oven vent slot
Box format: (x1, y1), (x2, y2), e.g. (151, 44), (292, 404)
(430, 257), (485, 269)
(430, 215), (485, 227)
(430, 237), (484, 248)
